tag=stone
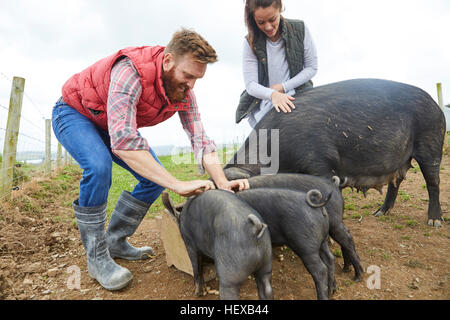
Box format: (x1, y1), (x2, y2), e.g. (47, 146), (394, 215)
(23, 262), (43, 273)
(47, 268), (59, 277)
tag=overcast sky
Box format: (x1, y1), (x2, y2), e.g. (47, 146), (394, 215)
(1, 0), (449, 154)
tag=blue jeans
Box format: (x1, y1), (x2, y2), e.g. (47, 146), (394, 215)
(51, 98), (165, 208)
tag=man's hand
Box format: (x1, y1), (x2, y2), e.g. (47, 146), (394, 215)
(172, 179), (216, 197)
(216, 179), (250, 193)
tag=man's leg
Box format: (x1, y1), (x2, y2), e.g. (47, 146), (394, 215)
(51, 100), (132, 290)
(105, 144), (165, 260)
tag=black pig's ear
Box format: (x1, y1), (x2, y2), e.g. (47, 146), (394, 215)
(248, 214), (267, 239)
(162, 191), (181, 221)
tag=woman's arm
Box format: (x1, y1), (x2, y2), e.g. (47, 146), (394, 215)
(242, 38), (275, 101)
(242, 38), (295, 113)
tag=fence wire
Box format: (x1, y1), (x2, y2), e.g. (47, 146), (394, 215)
(0, 72), (74, 201)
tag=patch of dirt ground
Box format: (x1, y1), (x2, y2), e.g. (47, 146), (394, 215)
(0, 153), (449, 300)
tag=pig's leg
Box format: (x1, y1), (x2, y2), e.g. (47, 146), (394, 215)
(215, 260), (243, 300)
(319, 238), (336, 297)
(342, 250), (351, 272)
(288, 237), (329, 299)
(255, 266), (274, 300)
(417, 162), (442, 227)
(219, 283), (240, 300)
(329, 223), (364, 281)
(300, 253), (329, 300)
(413, 124), (444, 227)
(372, 177), (403, 217)
(185, 245), (204, 297)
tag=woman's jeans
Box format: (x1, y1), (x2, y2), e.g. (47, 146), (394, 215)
(51, 97), (165, 208)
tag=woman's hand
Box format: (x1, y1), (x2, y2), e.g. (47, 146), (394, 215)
(270, 90), (296, 113)
(171, 180), (216, 197)
(270, 83), (285, 93)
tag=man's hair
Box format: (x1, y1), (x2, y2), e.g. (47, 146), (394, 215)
(165, 28), (218, 64)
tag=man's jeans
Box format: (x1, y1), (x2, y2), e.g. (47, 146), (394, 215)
(51, 98), (165, 208)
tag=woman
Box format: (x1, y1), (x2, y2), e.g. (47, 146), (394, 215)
(236, 0), (318, 128)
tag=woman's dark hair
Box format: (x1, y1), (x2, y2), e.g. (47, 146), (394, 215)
(244, 0), (283, 52)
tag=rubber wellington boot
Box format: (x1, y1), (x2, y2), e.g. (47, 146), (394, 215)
(106, 190), (154, 260)
(73, 200), (133, 291)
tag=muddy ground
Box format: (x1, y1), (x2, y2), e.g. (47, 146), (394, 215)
(0, 153), (448, 300)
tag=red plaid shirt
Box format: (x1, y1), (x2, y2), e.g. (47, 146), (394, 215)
(107, 57), (216, 169)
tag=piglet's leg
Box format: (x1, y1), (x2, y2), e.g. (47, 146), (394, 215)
(186, 246), (204, 297)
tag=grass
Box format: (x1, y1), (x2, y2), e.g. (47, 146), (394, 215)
(398, 190), (411, 201)
(344, 203), (357, 211)
(2, 164), (81, 216)
(381, 251), (392, 261)
(409, 163), (421, 173)
(405, 219), (418, 228)
(332, 249), (343, 258)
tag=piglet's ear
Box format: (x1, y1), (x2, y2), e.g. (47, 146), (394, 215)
(162, 191), (181, 221)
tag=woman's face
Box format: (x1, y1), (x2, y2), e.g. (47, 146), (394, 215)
(253, 4), (281, 41)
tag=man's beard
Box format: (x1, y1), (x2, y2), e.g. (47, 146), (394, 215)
(162, 67), (190, 103)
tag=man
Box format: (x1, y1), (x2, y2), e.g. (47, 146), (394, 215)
(52, 28), (249, 291)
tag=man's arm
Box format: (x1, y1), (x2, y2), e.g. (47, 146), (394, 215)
(179, 91), (249, 192)
(114, 149), (215, 196)
(202, 151), (249, 192)
(108, 57), (214, 197)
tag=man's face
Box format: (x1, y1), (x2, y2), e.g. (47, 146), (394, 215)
(162, 53), (207, 103)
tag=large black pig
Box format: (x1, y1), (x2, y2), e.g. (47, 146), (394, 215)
(232, 173), (364, 282)
(235, 188), (335, 300)
(162, 190), (273, 300)
(227, 79), (446, 227)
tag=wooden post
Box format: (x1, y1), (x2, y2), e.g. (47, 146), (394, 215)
(437, 83), (448, 148)
(436, 83), (444, 111)
(57, 143), (62, 168)
(0, 77), (25, 199)
(45, 119), (51, 176)
(64, 149), (68, 166)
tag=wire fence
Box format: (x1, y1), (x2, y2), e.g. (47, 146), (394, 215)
(0, 73), (76, 202)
